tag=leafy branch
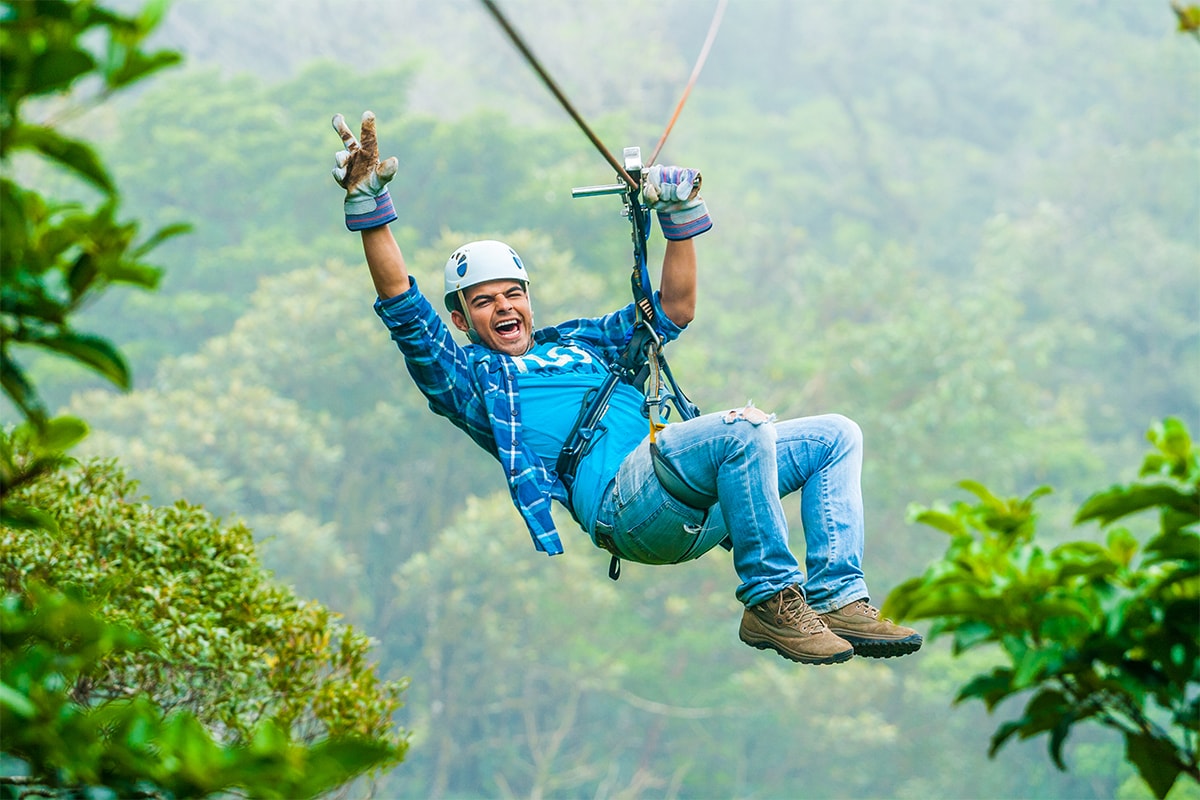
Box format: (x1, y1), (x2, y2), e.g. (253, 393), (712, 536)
(884, 417), (1199, 799)
(1, 0), (189, 424)
(1, 584), (402, 799)
(0, 0), (189, 536)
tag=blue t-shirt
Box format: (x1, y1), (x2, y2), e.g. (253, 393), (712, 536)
(511, 341), (648, 531)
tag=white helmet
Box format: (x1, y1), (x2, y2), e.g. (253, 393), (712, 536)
(443, 240), (529, 311)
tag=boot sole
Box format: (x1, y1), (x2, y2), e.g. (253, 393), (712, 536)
(740, 634), (855, 665)
(835, 633), (924, 659)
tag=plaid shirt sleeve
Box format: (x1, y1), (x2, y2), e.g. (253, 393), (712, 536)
(373, 279), (495, 453)
(554, 291), (686, 354)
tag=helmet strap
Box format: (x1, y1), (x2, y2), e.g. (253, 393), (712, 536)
(457, 289), (480, 343)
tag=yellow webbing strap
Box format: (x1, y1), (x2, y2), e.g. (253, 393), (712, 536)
(646, 346), (667, 443)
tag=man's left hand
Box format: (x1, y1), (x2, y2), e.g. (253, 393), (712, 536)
(644, 165), (712, 240)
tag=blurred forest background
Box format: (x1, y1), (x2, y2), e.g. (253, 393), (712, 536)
(7, 0), (1198, 797)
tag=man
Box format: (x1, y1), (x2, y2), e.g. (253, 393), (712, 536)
(331, 111), (921, 666)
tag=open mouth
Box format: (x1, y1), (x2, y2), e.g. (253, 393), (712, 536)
(494, 318), (522, 339)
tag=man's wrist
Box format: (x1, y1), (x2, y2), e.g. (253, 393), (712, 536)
(657, 201), (712, 241)
(345, 189), (397, 231)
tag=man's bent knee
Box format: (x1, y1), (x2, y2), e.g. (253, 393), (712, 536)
(825, 413), (862, 449)
(721, 403), (776, 426)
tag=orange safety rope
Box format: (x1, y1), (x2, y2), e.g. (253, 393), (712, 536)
(647, 0), (728, 167)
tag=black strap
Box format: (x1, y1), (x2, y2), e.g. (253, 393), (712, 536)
(556, 372), (621, 494)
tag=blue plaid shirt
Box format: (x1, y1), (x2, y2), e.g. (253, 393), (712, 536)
(374, 278), (684, 555)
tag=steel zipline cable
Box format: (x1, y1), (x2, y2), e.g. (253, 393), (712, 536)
(478, 0), (727, 185)
(478, 0), (637, 188)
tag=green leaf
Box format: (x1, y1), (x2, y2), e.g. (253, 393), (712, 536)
(1012, 647), (1065, 691)
(67, 252), (101, 299)
(26, 46), (96, 97)
(0, 500), (61, 534)
(1105, 527), (1140, 567)
(25, 330), (131, 389)
(1076, 484), (1198, 525)
(160, 711), (226, 792)
(138, 0), (173, 28)
(989, 719), (1025, 758)
(950, 619), (996, 653)
(1028, 486), (1054, 503)
(102, 256), (165, 290)
(957, 669), (1015, 711)
(105, 48), (183, 91)
(879, 576), (925, 621)
(1145, 417), (1194, 479)
(247, 717), (290, 754)
(36, 415), (90, 452)
(7, 125), (115, 194)
(301, 737), (400, 795)
(130, 222), (192, 259)
(0, 351), (46, 422)
(1145, 529), (1200, 563)
(1125, 732), (1182, 800)
(958, 479), (1005, 510)
(1021, 688), (1072, 738)
(1046, 711), (1075, 772)
(908, 504), (965, 535)
(0, 681), (38, 718)
(1175, 4), (1200, 34)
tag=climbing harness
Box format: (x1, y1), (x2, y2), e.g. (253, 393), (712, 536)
(479, 0), (728, 577)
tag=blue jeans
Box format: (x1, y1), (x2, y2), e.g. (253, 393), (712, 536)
(591, 409), (870, 610)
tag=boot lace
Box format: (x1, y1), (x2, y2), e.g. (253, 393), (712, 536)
(847, 599), (880, 619)
(772, 586), (829, 634)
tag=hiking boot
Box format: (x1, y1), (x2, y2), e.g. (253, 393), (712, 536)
(739, 585), (855, 665)
(820, 599), (923, 659)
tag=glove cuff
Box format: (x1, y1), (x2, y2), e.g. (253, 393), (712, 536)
(657, 200), (712, 241)
(345, 189), (397, 232)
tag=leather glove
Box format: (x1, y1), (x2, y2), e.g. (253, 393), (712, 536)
(643, 165), (712, 240)
(331, 111), (399, 231)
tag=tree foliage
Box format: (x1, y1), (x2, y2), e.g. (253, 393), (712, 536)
(885, 418), (1200, 799)
(2, 584), (399, 800)
(0, 0), (186, 423)
(1, 456), (408, 797)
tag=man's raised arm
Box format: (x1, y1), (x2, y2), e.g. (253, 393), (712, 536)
(645, 165), (711, 328)
(660, 239), (697, 327)
(361, 225), (411, 301)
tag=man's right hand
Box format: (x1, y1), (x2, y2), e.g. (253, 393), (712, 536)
(331, 111), (399, 231)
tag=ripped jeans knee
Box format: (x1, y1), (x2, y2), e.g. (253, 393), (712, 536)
(721, 402), (777, 426)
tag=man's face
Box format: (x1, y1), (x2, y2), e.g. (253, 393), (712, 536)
(452, 279), (534, 356)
